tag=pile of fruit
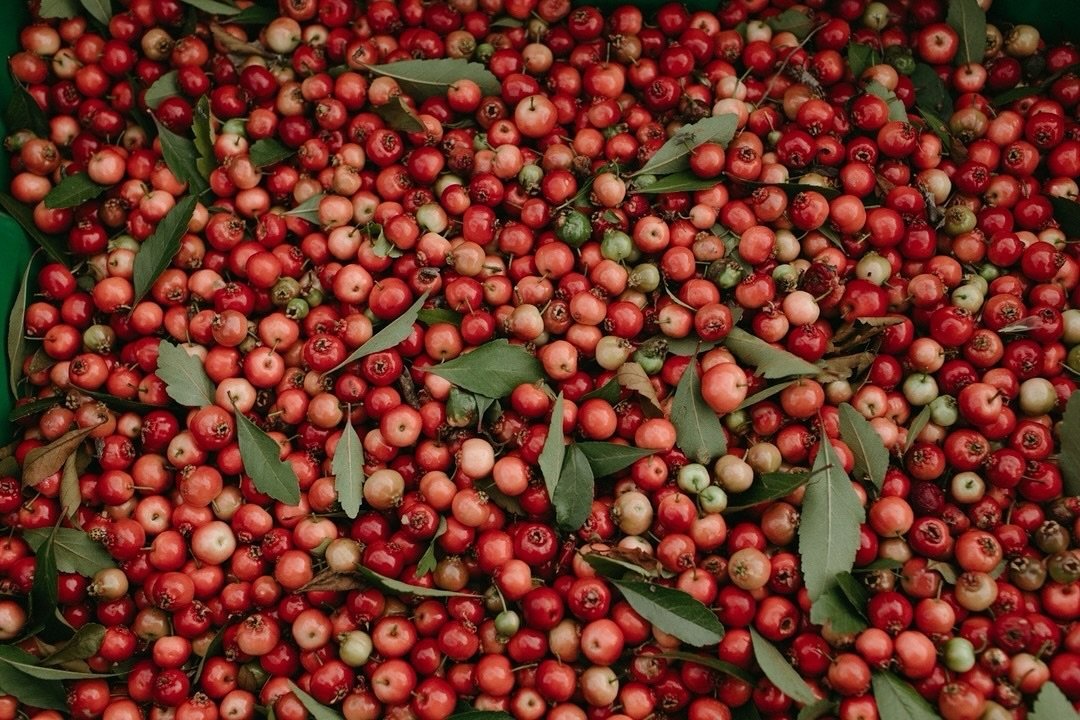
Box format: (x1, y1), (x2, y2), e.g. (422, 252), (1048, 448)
(2, 0), (1080, 718)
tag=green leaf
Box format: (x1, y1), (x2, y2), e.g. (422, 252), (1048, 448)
(374, 96), (425, 132)
(809, 582), (867, 634)
(917, 107), (956, 156)
(24, 528), (116, 576)
(449, 712), (514, 720)
(285, 193), (324, 223)
(616, 362), (663, 414)
(799, 701), (838, 720)
(582, 548), (665, 580)
(192, 95), (215, 181)
(612, 578), (724, 647)
(664, 335), (720, 356)
(798, 436), (865, 601)
(946, 0), (987, 66)
(575, 442), (656, 478)
(29, 528), (59, 633)
(740, 180), (841, 200)
(287, 682), (344, 720)
(1031, 682), (1080, 720)
(59, 452), (81, 524)
(766, 8), (814, 40)
(23, 423), (102, 487)
(367, 58), (500, 100)
(249, 138), (294, 167)
(0, 191), (68, 264)
(427, 340), (543, 398)
(356, 567), (473, 598)
(133, 194), (198, 303)
(847, 43), (881, 80)
(417, 308), (462, 326)
(231, 4), (276, 23)
(77, 389), (160, 414)
(7, 252), (37, 397)
(156, 122), (209, 195)
(911, 63), (953, 117)
(1051, 196), (1080, 238)
(927, 560), (959, 584)
(866, 81), (908, 122)
(737, 380), (796, 411)
(581, 378), (621, 404)
(836, 571), (869, 611)
(44, 173), (107, 209)
(180, 0), (242, 14)
(79, 0), (113, 26)
(553, 445), (594, 531)
(1062, 393), (1080, 496)
(905, 405), (933, 451)
(733, 704), (764, 720)
(416, 518), (447, 577)
(839, 403), (889, 491)
(872, 671), (943, 720)
(0, 646), (114, 680)
(635, 114), (739, 177)
(194, 626), (225, 683)
(333, 419), (366, 519)
(538, 393), (565, 502)
(157, 340), (216, 407)
(5, 82), (50, 137)
(657, 650), (753, 683)
(672, 362), (726, 464)
(725, 327), (821, 379)
(329, 291), (428, 373)
(235, 410), (302, 505)
(725, 471), (810, 512)
(145, 70), (180, 109)
(38, 0), (80, 19)
(9, 396), (62, 422)
(0, 651), (67, 710)
(41, 623), (105, 666)
(633, 172), (720, 194)
(856, 558), (904, 572)
(750, 628), (817, 705)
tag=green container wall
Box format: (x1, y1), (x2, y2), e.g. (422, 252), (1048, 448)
(0, 3), (33, 444)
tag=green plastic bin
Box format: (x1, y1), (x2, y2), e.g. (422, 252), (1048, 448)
(0, 2), (33, 444)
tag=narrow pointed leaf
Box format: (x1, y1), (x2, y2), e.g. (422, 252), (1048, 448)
(29, 530), (58, 633)
(329, 292), (428, 373)
(798, 436), (865, 601)
(657, 650), (753, 683)
(231, 4), (276, 23)
(426, 340), (543, 398)
(538, 393), (565, 501)
(635, 114), (738, 177)
(1061, 392), (1080, 496)
(911, 63), (953, 117)
(737, 380), (796, 410)
(0, 659), (67, 710)
(872, 671), (943, 720)
(59, 452), (81, 525)
(156, 123), (209, 195)
(79, 0), (113, 25)
(946, 0), (987, 66)
(672, 362), (726, 464)
(284, 193), (324, 222)
(24, 528), (116, 576)
(575, 442), (656, 478)
(0, 192), (68, 264)
(0, 647), (116, 680)
(751, 628), (817, 705)
(581, 378), (621, 404)
(133, 195), (198, 303)
(612, 579), (724, 647)
(333, 419), (366, 519)
(1030, 682), (1079, 720)
(1050, 196), (1080, 238)
(41, 624), (105, 666)
(905, 405), (933, 451)
(157, 340), (216, 407)
(7, 252), (37, 396)
(416, 518), (448, 577)
(180, 0), (243, 14)
(356, 567), (473, 598)
(615, 362), (662, 413)
(553, 445), (594, 531)
(765, 8), (813, 39)
(809, 583), (867, 634)
(235, 411), (301, 505)
(249, 138), (294, 167)
(44, 173), (107, 209)
(799, 701), (838, 720)
(724, 328), (821, 378)
(367, 58), (500, 99)
(839, 403), (889, 490)
(725, 472), (810, 512)
(633, 172), (721, 194)
(287, 682), (344, 720)
(144, 70), (180, 109)
(23, 422), (103, 487)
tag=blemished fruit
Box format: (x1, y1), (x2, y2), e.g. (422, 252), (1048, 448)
(2, 0), (1080, 719)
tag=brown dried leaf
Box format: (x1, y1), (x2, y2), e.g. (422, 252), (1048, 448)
(616, 362), (662, 415)
(298, 569), (364, 593)
(23, 422), (103, 487)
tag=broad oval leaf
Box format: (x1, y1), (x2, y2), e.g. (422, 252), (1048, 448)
(180, 0), (243, 14)
(672, 362), (726, 464)
(635, 114), (738, 177)
(24, 528), (116, 576)
(235, 410), (302, 505)
(44, 173), (107, 209)
(665, 335), (720, 356)
(427, 340), (543, 398)
(538, 393), (565, 501)
(581, 378), (621, 404)
(615, 362), (663, 414)
(367, 58), (500, 99)
(838, 403), (889, 491)
(249, 138), (294, 167)
(724, 328), (822, 379)
(798, 437), (865, 601)
(872, 671), (942, 720)
(575, 442), (656, 478)
(725, 472), (809, 512)
(750, 628), (817, 705)
(156, 123), (209, 195)
(357, 567), (474, 598)
(287, 682), (344, 720)
(7, 251), (37, 397)
(333, 419), (366, 519)
(157, 340), (216, 407)
(633, 172), (721, 194)
(1030, 682), (1079, 720)
(613, 578), (723, 647)
(144, 70), (180, 109)
(79, 0), (113, 25)
(133, 195), (198, 303)
(553, 445), (594, 531)
(946, 0), (987, 66)
(911, 63), (953, 117)
(329, 291), (428, 373)
(0, 192), (68, 264)
(23, 422), (103, 487)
